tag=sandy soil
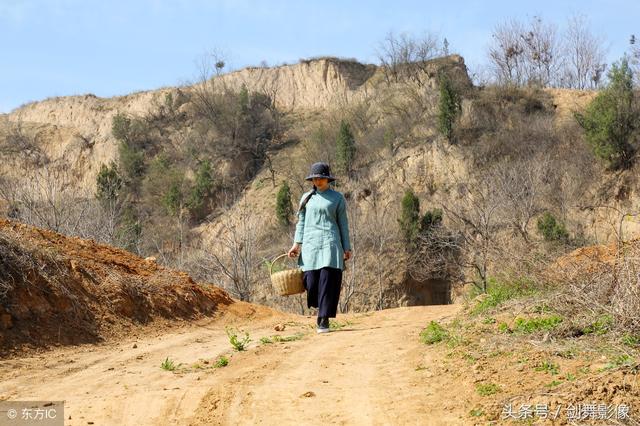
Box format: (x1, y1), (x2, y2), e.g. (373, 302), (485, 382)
(0, 304), (466, 426)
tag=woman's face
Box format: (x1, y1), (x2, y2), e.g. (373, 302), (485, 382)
(312, 177), (329, 190)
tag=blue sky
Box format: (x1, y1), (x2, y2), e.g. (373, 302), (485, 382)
(1, 0), (637, 113)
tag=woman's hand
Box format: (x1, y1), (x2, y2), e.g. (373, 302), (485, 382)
(344, 250), (352, 261)
(287, 243), (301, 258)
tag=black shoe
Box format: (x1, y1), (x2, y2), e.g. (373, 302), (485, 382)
(316, 316), (330, 333)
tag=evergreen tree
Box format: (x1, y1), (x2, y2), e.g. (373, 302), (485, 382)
(437, 73), (462, 142)
(335, 120), (356, 176)
(575, 57), (637, 169)
(96, 161), (123, 205)
(275, 181), (293, 226)
(187, 160), (215, 220)
(112, 113), (145, 187)
(398, 189), (421, 245)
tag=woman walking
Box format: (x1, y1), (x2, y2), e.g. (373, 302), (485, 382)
(287, 162), (352, 334)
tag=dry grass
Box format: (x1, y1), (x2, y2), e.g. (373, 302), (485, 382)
(550, 239), (640, 336)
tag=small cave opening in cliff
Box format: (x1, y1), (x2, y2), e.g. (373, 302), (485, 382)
(397, 276), (452, 306)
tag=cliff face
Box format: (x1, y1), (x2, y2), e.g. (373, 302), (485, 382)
(0, 55), (470, 190)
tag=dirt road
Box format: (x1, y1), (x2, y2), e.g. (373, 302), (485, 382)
(0, 304), (468, 425)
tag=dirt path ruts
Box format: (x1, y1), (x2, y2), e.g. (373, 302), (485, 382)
(0, 304), (466, 425)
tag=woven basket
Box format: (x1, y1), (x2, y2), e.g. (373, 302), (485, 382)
(270, 253), (305, 296)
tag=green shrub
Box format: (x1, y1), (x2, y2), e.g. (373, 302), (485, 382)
(537, 212), (569, 242)
(621, 334), (640, 346)
(118, 140), (145, 185)
(112, 113), (132, 143)
(420, 208), (443, 232)
(574, 57), (637, 169)
(582, 314), (614, 335)
(420, 321), (448, 344)
(161, 357), (181, 371)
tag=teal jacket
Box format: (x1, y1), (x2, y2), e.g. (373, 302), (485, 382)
(294, 187), (351, 271)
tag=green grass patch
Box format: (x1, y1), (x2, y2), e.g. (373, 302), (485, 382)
(582, 314), (614, 335)
(533, 304), (553, 314)
(260, 332), (305, 344)
(471, 276), (539, 315)
(420, 321), (449, 344)
(513, 315), (563, 334)
(621, 334), (640, 346)
(602, 354), (635, 371)
(476, 382), (501, 396)
(534, 360), (560, 375)
(497, 322), (510, 333)
(329, 319), (354, 330)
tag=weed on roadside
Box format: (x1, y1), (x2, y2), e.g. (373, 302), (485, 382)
(214, 356), (229, 368)
(225, 326), (251, 351)
(476, 382), (501, 396)
(260, 332), (305, 344)
(534, 360), (560, 375)
(161, 357), (183, 371)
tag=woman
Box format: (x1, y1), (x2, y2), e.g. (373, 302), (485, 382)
(287, 162), (352, 334)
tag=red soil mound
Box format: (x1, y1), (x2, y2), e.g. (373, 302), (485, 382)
(0, 219), (243, 357)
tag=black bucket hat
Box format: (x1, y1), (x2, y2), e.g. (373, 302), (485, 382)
(305, 162), (336, 182)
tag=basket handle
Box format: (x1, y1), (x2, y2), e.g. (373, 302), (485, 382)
(270, 253), (291, 276)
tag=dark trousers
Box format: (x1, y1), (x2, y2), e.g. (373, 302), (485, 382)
(303, 267), (343, 318)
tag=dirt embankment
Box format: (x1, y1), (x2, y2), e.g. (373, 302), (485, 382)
(0, 219), (282, 358)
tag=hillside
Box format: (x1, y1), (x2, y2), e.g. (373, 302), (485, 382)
(1, 55), (640, 317)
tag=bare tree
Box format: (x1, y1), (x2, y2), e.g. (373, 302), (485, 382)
(0, 164), (94, 236)
(488, 18), (527, 86)
(354, 185), (399, 310)
(376, 31), (443, 87)
(437, 169), (505, 292)
(197, 199), (261, 301)
(562, 14), (608, 89)
(520, 16), (563, 87)
(0, 116), (49, 167)
(492, 156), (550, 242)
(488, 16), (563, 88)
